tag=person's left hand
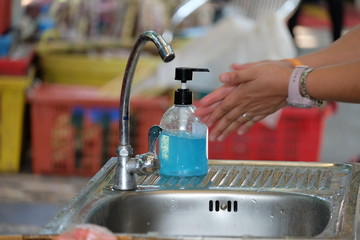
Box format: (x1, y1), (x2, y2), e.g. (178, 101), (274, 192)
(195, 61), (292, 141)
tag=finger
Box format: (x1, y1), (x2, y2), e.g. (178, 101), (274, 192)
(237, 120), (257, 135)
(237, 115), (265, 135)
(209, 116), (242, 141)
(205, 88), (243, 127)
(231, 63), (256, 70)
(196, 85), (235, 107)
(231, 63), (247, 71)
(213, 114), (250, 141)
(196, 86), (237, 126)
(194, 101), (219, 119)
(219, 69), (253, 85)
(210, 99), (284, 139)
(208, 103), (248, 140)
(200, 115), (210, 124)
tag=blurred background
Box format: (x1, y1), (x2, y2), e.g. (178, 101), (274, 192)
(0, 0), (360, 235)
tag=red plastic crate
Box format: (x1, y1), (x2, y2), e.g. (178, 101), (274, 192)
(0, 51), (34, 75)
(0, 0), (11, 34)
(209, 104), (335, 162)
(28, 83), (169, 176)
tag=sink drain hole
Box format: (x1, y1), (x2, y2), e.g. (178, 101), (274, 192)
(209, 200), (238, 212)
(215, 200), (220, 211)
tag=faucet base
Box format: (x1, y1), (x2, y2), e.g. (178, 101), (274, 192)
(113, 156), (137, 191)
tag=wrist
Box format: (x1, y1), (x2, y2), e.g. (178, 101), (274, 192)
(271, 64), (293, 97)
(284, 58), (304, 68)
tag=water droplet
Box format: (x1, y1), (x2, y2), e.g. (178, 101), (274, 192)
(251, 199), (259, 211)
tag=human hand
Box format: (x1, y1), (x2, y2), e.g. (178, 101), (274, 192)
(195, 61), (292, 141)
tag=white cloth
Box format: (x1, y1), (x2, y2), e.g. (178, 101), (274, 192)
(135, 13), (297, 129)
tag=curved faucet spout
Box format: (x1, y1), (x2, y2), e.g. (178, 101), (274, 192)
(119, 31), (175, 147)
(115, 31), (175, 190)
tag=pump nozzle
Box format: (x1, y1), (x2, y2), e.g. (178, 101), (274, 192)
(174, 67), (210, 105)
(175, 67), (210, 83)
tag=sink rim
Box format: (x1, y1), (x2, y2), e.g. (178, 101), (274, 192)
(85, 189), (332, 238)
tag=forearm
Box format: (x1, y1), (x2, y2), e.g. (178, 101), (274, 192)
(297, 25), (360, 67)
(306, 60), (360, 103)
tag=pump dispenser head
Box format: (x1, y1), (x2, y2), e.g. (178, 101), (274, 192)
(174, 67), (210, 105)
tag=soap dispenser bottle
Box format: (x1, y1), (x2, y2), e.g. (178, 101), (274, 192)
(159, 67), (210, 177)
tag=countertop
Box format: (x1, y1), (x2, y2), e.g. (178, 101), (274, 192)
(0, 173), (89, 235)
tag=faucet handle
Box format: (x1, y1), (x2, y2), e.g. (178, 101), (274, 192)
(148, 125), (162, 154)
(127, 125), (162, 176)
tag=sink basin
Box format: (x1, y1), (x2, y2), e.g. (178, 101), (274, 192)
(41, 159), (360, 239)
(86, 190), (330, 238)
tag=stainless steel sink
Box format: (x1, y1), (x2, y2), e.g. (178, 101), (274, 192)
(41, 159), (360, 239)
(86, 190), (330, 238)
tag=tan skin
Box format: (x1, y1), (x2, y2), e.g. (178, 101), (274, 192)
(194, 25), (360, 142)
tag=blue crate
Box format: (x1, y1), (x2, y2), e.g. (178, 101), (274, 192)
(0, 33), (12, 57)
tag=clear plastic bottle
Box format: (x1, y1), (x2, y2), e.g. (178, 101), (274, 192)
(159, 67), (209, 177)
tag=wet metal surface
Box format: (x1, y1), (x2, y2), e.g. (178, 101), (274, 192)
(87, 190), (331, 237)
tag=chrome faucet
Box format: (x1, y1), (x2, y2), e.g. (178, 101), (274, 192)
(114, 31), (175, 191)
